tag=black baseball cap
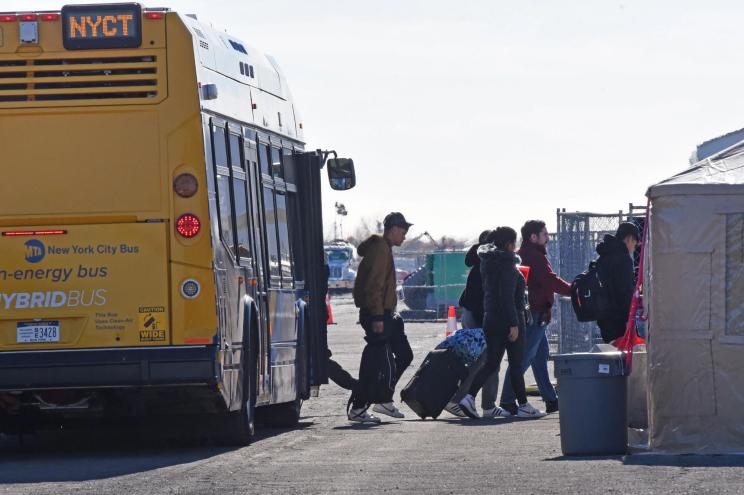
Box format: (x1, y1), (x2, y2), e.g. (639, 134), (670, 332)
(616, 222), (640, 242)
(383, 212), (413, 231)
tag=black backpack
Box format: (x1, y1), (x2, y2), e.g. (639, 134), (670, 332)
(571, 260), (612, 322)
(351, 336), (396, 408)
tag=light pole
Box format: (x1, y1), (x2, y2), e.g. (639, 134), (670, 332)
(334, 202), (348, 240)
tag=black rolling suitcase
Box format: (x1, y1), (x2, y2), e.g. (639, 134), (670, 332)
(400, 348), (468, 419)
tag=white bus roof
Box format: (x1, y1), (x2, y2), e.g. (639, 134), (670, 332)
(179, 12), (304, 143)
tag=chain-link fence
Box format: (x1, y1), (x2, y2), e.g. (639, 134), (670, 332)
(545, 234), (562, 352)
(553, 205), (645, 353)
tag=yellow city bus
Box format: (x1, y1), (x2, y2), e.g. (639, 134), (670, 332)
(0, 3), (355, 444)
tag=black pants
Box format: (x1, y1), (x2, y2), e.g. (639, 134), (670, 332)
(352, 310), (413, 408)
(467, 313), (527, 405)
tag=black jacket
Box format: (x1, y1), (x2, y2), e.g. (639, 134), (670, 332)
(458, 243), (484, 322)
(478, 245), (527, 334)
(596, 234), (635, 341)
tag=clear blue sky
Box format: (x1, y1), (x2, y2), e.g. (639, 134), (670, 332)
(6, 0), (744, 241)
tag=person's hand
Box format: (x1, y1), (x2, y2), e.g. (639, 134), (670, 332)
(372, 321), (384, 334)
(508, 326), (518, 342)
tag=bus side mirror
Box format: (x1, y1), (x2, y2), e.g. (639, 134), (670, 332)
(327, 158), (356, 191)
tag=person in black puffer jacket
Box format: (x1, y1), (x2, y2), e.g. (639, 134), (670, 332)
(458, 227), (546, 419)
(596, 222), (639, 343)
(446, 229), (500, 418)
(458, 229), (492, 329)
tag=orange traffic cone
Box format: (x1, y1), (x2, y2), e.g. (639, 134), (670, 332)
(445, 306), (457, 337)
(326, 295), (336, 325)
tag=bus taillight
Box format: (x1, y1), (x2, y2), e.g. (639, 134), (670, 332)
(144, 12), (165, 20)
(176, 214), (201, 238)
(40, 13), (60, 21)
(19, 14), (38, 21)
(2, 229), (67, 236)
(0, 15), (16, 22)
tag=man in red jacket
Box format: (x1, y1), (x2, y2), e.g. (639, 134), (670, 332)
(500, 220), (570, 414)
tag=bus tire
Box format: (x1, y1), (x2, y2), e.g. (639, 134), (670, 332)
(213, 313), (258, 446)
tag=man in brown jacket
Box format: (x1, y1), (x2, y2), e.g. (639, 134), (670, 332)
(348, 212), (414, 423)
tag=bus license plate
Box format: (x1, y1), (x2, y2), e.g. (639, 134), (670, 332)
(17, 321), (60, 343)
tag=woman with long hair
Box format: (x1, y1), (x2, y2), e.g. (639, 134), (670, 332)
(458, 227), (545, 419)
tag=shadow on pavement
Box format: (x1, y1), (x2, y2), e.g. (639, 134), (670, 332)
(623, 454), (744, 468)
(332, 423), (386, 430)
(437, 416), (556, 425)
(436, 418), (520, 426)
(544, 454), (624, 462)
(0, 419), (311, 483)
(544, 453), (744, 467)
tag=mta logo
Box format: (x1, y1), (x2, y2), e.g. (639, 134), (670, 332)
(24, 239), (45, 263)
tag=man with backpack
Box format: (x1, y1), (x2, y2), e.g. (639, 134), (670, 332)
(500, 220), (569, 415)
(595, 222), (639, 343)
(348, 212), (414, 423)
(572, 222), (639, 343)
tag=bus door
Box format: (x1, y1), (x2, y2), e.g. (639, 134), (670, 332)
(295, 151), (329, 386)
(243, 134), (271, 401)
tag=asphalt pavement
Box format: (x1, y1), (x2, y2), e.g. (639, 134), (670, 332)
(1, 294), (743, 494)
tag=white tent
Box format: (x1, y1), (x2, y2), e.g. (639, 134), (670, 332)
(647, 143), (744, 453)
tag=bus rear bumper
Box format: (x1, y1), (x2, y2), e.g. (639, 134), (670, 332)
(0, 346), (217, 391)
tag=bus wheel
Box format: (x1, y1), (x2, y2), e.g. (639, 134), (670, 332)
(214, 337), (257, 446)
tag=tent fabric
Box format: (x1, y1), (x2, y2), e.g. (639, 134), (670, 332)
(646, 144), (744, 453)
(649, 144), (744, 198)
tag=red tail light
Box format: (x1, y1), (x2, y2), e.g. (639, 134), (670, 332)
(19, 14), (38, 21)
(176, 214), (201, 238)
(2, 230), (67, 237)
(40, 13), (60, 21)
(144, 12), (165, 20)
(0, 15), (16, 22)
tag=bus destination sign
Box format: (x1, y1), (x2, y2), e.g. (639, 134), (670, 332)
(62, 3), (142, 50)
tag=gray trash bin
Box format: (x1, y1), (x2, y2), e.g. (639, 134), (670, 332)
(553, 351), (627, 455)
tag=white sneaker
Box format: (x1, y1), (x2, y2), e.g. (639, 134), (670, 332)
(444, 401), (466, 418)
(372, 402), (405, 419)
(348, 407), (382, 424)
(458, 394), (479, 419)
(482, 406), (512, 418)
(517, 402), (547, 418)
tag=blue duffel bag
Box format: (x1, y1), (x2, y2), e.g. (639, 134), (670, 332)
(435, 328), (486, 367)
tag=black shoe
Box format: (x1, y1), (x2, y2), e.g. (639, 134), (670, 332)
(545, 400), (559, 414)
(499, 402), (518, 416)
